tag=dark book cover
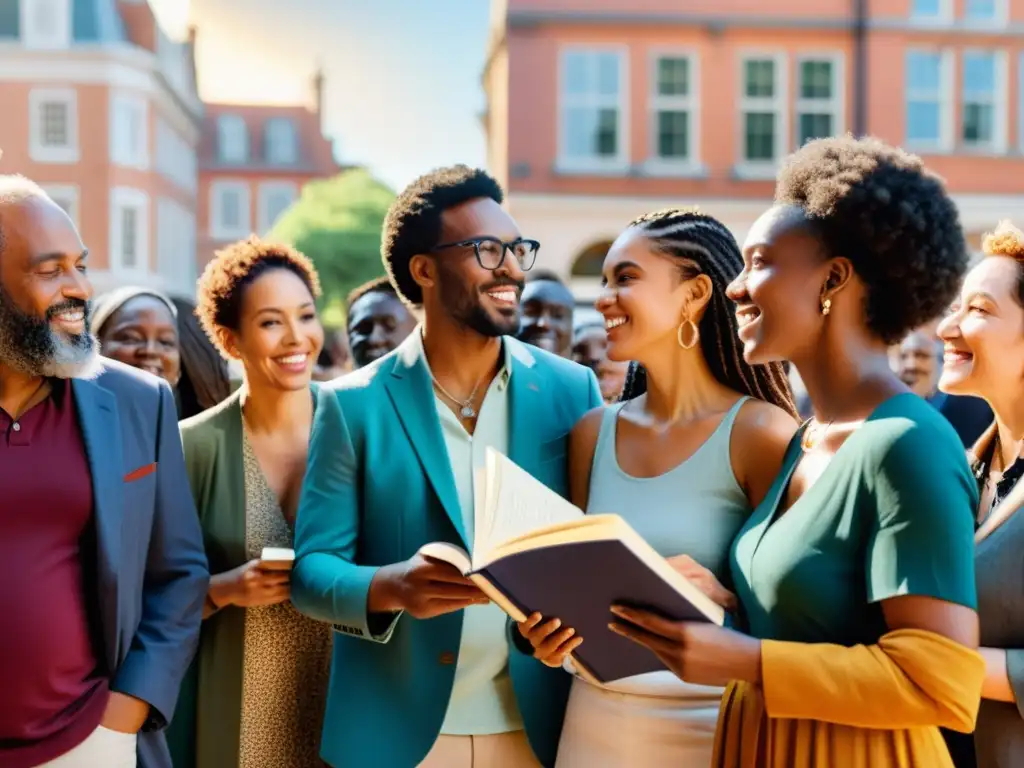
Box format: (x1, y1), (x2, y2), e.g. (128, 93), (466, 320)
(479, 539), (716, 683)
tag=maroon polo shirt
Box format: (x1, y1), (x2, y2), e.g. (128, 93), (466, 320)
(0, 380), (110, 767)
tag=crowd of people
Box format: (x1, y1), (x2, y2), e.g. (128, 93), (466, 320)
(1, 133), (1022, 768)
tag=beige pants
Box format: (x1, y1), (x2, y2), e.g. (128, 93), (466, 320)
(419, 730), (541, 768)
(39, 725), (137, 767)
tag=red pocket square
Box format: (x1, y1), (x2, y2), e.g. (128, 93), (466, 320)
(124, 463), (157, 482)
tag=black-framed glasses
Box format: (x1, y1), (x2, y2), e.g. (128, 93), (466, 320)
(432, 236), (540, 272)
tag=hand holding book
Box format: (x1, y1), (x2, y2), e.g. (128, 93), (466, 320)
(517, 613), (583, 668)
(517, 554), (737, 671)
(367, 551), (490, 619)
(608, 606), (763, 688)
(415, 449), (729, 683)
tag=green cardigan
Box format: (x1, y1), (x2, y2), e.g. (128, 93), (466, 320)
(167, 385), (317, 768)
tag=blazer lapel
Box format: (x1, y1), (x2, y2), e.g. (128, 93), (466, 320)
(506, 338), (542, 477)
(71, 375), (124, 670)
(384, 334), (467, 547)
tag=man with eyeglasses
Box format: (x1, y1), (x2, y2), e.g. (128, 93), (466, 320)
(292, 165), (601, 768)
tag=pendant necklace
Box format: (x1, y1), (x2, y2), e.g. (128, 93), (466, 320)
(801, 418), (834, 452)
(431, 373), (484, 420)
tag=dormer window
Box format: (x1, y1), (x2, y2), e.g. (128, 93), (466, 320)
(265, 118), (298, 165)
(217, 115), (249, 164)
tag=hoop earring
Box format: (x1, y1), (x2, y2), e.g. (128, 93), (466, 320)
(677, 318), (699, 350)
(821, 297), (832, 316)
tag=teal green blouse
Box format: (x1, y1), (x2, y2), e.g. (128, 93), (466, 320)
(730, 393), (978, 645)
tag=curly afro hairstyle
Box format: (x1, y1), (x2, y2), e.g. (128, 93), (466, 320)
(381, 165), (504, 305)
(196, 236), (322, 357)
(775, 135), (968, 345)
(981, 220), (1024, 306)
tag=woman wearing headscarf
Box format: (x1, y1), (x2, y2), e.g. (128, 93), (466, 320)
(91, 286), (181, 387)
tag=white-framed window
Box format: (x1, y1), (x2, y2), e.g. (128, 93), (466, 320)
(157, 198), (197, 294)
(109, 92), (149, 169)
(21, 0), (71, 49)
(155, 118), (198, 193)
(964, 0), (1007, 25)
(216, 115), (249, 164)
(648, 52), (699, 169)
(29, 88), (78, 163)
(209, 180), (251, 240)
(738, 53), (786, 174)
(796, 55), (843, 147)
(109, 188), (149, 274)
(258, 182), (298, 233)
(910, 0), (952, 22)
(264, 118), (298, 165)
(42, 184), (79, 228)
(905, 50), (953, 151)
(962, 50), (1007, 152)
(558, 48), (628, 173)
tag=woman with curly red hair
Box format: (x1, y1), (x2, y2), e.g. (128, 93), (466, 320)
(167, 237), (329, 768)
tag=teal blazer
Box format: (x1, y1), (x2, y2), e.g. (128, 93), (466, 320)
(292, 333), (602, 768)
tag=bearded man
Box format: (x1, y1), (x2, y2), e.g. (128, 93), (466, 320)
(0, 177), (208, 768)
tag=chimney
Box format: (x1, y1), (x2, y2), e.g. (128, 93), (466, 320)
(312, 66), (325, 129)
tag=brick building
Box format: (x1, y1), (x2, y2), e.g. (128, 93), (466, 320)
(197, 79), (339, 265)
(483, 0), (1024, 302)
(0, 0), (338, 298)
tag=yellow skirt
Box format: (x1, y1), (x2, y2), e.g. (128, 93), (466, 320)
(712, 680), (957, 768)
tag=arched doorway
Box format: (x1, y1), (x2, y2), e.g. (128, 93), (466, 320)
(570, 240), (614, 278)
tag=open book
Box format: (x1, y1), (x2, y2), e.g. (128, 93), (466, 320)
(420, 448), (724, 684)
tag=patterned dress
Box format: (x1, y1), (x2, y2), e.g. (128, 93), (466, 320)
(238, 428), (332, 768)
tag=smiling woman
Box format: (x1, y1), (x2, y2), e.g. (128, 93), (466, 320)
(168, 236), (331, 768)
(937, 221), (1024, 768)
(91, 287), (180, 388)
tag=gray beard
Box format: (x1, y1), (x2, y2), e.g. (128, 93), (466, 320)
(0, 288), (101, 379)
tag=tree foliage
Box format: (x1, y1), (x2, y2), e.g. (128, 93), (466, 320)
(269, 168), (394, 307)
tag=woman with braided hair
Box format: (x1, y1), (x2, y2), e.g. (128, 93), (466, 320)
(517, 207), (799, 766)
(603, 137), (983, 768)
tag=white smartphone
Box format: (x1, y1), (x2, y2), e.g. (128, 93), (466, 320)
(259, 547), (295, 571)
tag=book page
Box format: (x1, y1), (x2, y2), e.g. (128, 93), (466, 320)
(419, 542), (472, 575)
(475, 448), (583, 564)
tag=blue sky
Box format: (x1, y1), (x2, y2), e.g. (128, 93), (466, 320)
(152, 0), (492, 191)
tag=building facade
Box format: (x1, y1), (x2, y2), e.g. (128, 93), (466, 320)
(197, 75), (339, 265)
(484, 0), (1024, 301)
(0, 0), (339, 298)
(0, 0), (203, 298)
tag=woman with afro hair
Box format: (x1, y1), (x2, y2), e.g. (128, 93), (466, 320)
(605, 136), (983, 767)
